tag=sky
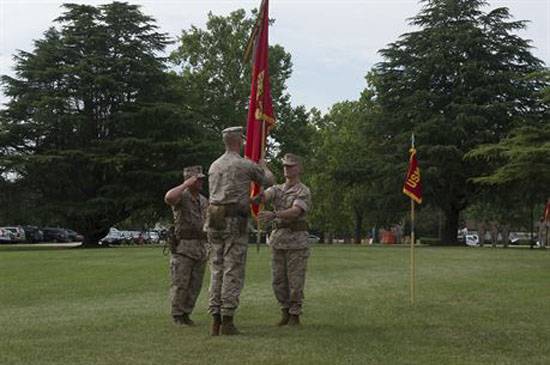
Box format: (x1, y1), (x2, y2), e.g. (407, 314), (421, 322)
(1, 0), (549, 112)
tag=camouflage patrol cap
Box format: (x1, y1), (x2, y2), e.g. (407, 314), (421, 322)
(281, 153), (302, 166)
(222, 126), (246, 139)
(183, 165), (206, 179)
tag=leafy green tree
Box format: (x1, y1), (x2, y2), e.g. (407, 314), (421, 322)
(0, 2), (208, 245)
(466, 124), (550, 237)
(170, 8), (319, 196)
(308, 99), (398, 243)
(367, 0), (548, 244)
(467, 126), (550, 194)
(169, 8), (293, 135)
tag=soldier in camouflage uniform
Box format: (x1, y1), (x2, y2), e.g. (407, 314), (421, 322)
(164, 165), (209, 326)
(205, 126), (274, 336)
(258, 153), (312, 327)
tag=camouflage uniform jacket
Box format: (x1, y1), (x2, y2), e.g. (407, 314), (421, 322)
(265, 182), (312, 250)
(172, 189), (209, 260)
(208, 151), (270, 206)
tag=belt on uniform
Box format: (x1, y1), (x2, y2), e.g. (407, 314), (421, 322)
(211, 203), (249, 217)
(273, 220), (309, 232)
(179, 229), (207, 240)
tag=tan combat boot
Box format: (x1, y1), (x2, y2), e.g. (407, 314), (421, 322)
(288, 314), (300, 326)
(221, 315), (240, 335)
(210, 314), (221, 336)
(276, 309), (290, 326)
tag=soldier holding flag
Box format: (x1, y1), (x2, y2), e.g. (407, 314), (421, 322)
(257, 153), (312, 326)
(205, 126), (274, 336)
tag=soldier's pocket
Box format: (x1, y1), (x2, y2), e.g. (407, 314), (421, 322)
(206, 205), (226, 230)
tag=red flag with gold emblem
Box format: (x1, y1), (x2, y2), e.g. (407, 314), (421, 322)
(244, 0), (275, 216)
(403, 148), (422, 204)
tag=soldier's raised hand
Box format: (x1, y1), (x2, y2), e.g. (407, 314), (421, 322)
(183, 175), (198, 187)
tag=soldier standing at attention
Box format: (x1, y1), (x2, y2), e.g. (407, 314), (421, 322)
(205, 126), (274, 336)
(257, 153), (312, 327)
(164, 166), (209, 326)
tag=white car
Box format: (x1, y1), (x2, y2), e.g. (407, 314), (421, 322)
(146, 231), (160, 243)
(308, 235), (320, 244)
(0, 227), (14, 243)
(4, 226), (26, 242)
(465, 234), (479, 247)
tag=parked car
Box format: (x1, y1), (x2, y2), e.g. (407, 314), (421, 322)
(0, 227), (15, 243)
(465, 234), (479, 247)
(4, 226), (26, 243)
(42, 227), (70, 243)
(99, 228), (124, 245)
(64, 229), (84, 242)
(22, 226), (44, 243)
(145, 231), (160, 243)
(509, 232), (532, 245)
(308, 234), (320, 244)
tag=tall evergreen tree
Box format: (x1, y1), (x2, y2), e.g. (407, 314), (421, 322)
(367, 0), (547, 243)
(0, 2), (207, 245)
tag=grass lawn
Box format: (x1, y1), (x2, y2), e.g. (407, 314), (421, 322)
(0, 244), (549, 365)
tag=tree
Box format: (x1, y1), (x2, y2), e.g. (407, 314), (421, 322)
(0, 2), (209, 246)
(367, 0), (548, 244)
(466, 124), (550, 238)
(170, 7), (317, 188)
(308, 97), (401, 244)
(169, 8), (293, 136)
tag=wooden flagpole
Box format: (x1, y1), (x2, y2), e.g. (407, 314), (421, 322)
(410, 133), (416, 304)
(257, 120), (266, 253)
(410, 198), (416, 304)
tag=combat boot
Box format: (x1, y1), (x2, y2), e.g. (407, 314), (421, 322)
(276, 308), (290, 326)
(221, 315), (240, 335)
(210, 314), (221, 336)
(287, 314), (301, 326)
(172, 315), (185, 325)
(181, 313), (195, 326)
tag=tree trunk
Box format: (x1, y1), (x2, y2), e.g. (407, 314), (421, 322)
(354, 209), (363, 244)
(501, 225), (510, 248)
(477, 222), (486, 247)
(442, 208), (460, 245)
(438, 210), (443, 242)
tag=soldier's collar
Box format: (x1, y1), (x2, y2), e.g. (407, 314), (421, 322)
(283, 180), (300, 191)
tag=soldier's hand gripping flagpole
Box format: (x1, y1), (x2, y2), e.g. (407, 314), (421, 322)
(403, 133), (422, 304)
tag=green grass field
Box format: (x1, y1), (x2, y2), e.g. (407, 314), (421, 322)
(1, 244), (549, 365)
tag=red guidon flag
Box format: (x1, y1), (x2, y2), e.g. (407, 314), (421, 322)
(244, 0), (275, 216)
(403, 148), (422, 204)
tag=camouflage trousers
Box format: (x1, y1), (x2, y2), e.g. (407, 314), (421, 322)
(271, 248), (310, 315)
(207, 231), (249, 316)
(170, 253), (206, 316)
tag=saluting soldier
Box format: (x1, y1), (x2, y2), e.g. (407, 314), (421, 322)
(164, 166), (209, 326)
(205, 126), (274, 336)
(258, 153), (312, 326)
